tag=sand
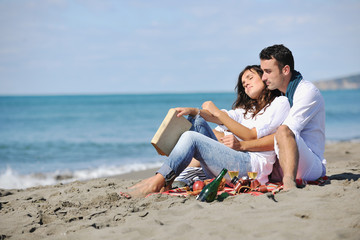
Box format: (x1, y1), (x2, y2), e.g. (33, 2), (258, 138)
(1, 142), (359, 240)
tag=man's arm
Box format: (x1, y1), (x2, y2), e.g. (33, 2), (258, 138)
(221, 133), (275, 152)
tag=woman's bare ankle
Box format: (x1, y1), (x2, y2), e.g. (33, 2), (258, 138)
(126, 174), (166, 197)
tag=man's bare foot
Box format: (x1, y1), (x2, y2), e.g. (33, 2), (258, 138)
(282, 175), (296, 191)
(125, 174), (166, 198)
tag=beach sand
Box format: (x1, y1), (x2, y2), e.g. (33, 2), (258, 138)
(1, 142), (359, 240)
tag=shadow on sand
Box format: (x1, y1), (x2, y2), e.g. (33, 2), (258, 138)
(328, 172), (360, 182)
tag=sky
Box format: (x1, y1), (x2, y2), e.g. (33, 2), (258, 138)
(0, 0), (359, 95)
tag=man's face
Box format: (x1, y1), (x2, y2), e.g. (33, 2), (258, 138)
(260, 58), (286, 93)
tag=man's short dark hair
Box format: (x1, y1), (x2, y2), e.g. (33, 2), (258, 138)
(259, 44), (294, 72)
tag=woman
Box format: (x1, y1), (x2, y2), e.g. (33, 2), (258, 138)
(128, 65), (290, 197)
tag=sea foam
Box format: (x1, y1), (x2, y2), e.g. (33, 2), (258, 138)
(0, 162), (162, 189)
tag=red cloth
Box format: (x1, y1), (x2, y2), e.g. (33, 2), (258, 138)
(149, 176), (328, 199)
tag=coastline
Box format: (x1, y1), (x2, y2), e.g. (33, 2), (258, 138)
(1, 142), (359, 240)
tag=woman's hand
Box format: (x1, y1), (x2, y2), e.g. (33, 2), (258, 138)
(174, 107), (197, 117)
(202, 101), (221, 117)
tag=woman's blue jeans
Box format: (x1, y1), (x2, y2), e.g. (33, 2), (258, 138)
(157, 115), (251, 184)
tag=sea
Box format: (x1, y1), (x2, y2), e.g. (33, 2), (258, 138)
(1, 89), (359, 189)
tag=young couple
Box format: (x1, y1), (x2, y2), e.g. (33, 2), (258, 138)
(128, 44), (326, 197)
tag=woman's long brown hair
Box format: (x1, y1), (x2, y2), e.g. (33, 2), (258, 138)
(232, 65), (281, 118)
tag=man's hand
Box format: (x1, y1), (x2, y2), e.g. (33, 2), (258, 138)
(221, 134), (243, 151)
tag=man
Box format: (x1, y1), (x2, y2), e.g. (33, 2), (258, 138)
(222, 44), (326, 190)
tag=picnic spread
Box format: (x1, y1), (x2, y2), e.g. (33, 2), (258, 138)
(147, 176), (328, 200)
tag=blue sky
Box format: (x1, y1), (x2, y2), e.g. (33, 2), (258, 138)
(1, 0), (359, 95)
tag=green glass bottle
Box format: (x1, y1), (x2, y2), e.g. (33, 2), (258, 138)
(196, 168), (228, 202)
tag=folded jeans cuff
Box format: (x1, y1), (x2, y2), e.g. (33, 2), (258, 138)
(157, 164), (176, 186)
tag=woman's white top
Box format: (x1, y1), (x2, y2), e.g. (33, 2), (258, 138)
(215, 96), (290, 184)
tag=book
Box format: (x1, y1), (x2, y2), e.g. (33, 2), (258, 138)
(151, 108), (192, 156)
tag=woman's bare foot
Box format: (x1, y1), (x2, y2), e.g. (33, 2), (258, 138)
(125, 174), (167, 198)
(282, 175), (297, 191)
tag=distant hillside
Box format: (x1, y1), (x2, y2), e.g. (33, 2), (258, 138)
(314, 73), (360, 90)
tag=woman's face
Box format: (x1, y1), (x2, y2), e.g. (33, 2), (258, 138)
(241, 69), (265, 99)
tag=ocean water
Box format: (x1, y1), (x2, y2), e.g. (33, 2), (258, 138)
(0, 90), (359, 189)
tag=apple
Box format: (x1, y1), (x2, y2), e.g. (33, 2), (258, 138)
(193, 180), (205, 191)
(258, 185), (268, 193)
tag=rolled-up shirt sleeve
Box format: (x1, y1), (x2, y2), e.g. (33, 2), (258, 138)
(226, 109), (245, 122)
(254, 96), (290, 139)
(214, 108), (245, 132)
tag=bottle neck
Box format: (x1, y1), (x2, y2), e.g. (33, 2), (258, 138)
(231, 176), (239, 185)
(215, 168), (227, 181)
